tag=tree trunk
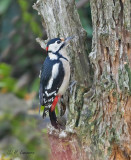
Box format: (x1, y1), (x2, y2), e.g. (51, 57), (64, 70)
(33, 0), (131, 159)
(80, 0), (131, 159)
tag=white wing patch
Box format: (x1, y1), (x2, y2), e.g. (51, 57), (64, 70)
(45, 90), (56, 97)
(46, 63), (59, 89)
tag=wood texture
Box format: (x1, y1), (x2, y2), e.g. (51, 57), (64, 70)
(79, 0), (131, 159)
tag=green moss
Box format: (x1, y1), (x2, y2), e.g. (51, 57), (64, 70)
(125, 64), (131, 94)
(112, 91), (117, 97)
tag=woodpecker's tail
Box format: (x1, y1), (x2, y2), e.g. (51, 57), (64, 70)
(42, 106), (58, 129)
(49, 108), (58, 129)
(42, 108), (49, 119)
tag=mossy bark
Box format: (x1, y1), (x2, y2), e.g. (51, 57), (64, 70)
(33, 0), (131, 159)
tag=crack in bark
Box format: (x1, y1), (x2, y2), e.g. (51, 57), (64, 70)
(113, 0), (115, 6)
(112, 10), (117, 25)
(119, 0), (123, 26)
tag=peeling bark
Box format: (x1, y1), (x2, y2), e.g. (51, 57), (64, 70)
(33, 0), (131, 159)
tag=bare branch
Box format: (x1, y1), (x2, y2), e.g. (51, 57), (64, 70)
(36, 38), (47, 49)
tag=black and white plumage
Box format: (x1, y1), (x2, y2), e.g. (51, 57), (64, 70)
(40, 57), (64, 107)
(39, 37), (73, 128)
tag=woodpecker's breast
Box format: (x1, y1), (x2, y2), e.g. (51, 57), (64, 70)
(58, 58), (70, 95)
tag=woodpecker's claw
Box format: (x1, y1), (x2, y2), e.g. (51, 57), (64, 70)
(59, 96), (66, 116)
(69, 80), (77, 94)
(60, 102), (66, 116)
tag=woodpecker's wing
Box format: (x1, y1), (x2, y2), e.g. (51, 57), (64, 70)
(39, 57), (64, 108)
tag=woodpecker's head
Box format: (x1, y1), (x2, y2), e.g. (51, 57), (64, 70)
(46, 37), (73, 53)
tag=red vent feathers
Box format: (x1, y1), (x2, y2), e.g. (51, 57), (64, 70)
(46, 47), (48, 52)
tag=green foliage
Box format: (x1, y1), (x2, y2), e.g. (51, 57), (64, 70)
(0, 63), (27, 98)
(78, 4), (92, 37)
(0, 0), (44, 96)
(18, 0), (29, 11)
(0, 93), (49, 160)
(0, 63), (12, 78)
(31, 77), (40, 92)
(0, 63), (16, 90)
(77, 2), (93, 52)
(18, 0), (42, 37)
(0, 0), (12, 15)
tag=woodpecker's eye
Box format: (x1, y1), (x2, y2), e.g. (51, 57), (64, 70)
(57, 40), (61, 44)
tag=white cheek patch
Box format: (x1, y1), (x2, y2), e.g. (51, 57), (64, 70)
(48, 43), (59, 52)
(48, 41), (64, 53)
(46, 63), (59, 89)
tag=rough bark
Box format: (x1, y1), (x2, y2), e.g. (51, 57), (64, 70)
(78, 0), (131, 159)
(33, 0), (131, 159)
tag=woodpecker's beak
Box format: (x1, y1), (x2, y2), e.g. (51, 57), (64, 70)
(61, 36), (74, 46)
(65, 36), (74, 43)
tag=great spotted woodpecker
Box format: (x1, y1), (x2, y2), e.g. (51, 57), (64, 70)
(39, 37), (73, 129)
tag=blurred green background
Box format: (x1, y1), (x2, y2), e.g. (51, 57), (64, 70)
(0, 0), (92, 159)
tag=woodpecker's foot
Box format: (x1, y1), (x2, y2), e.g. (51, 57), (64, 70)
(69, 80), (77, 94)
(60, 99), (66, 117)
